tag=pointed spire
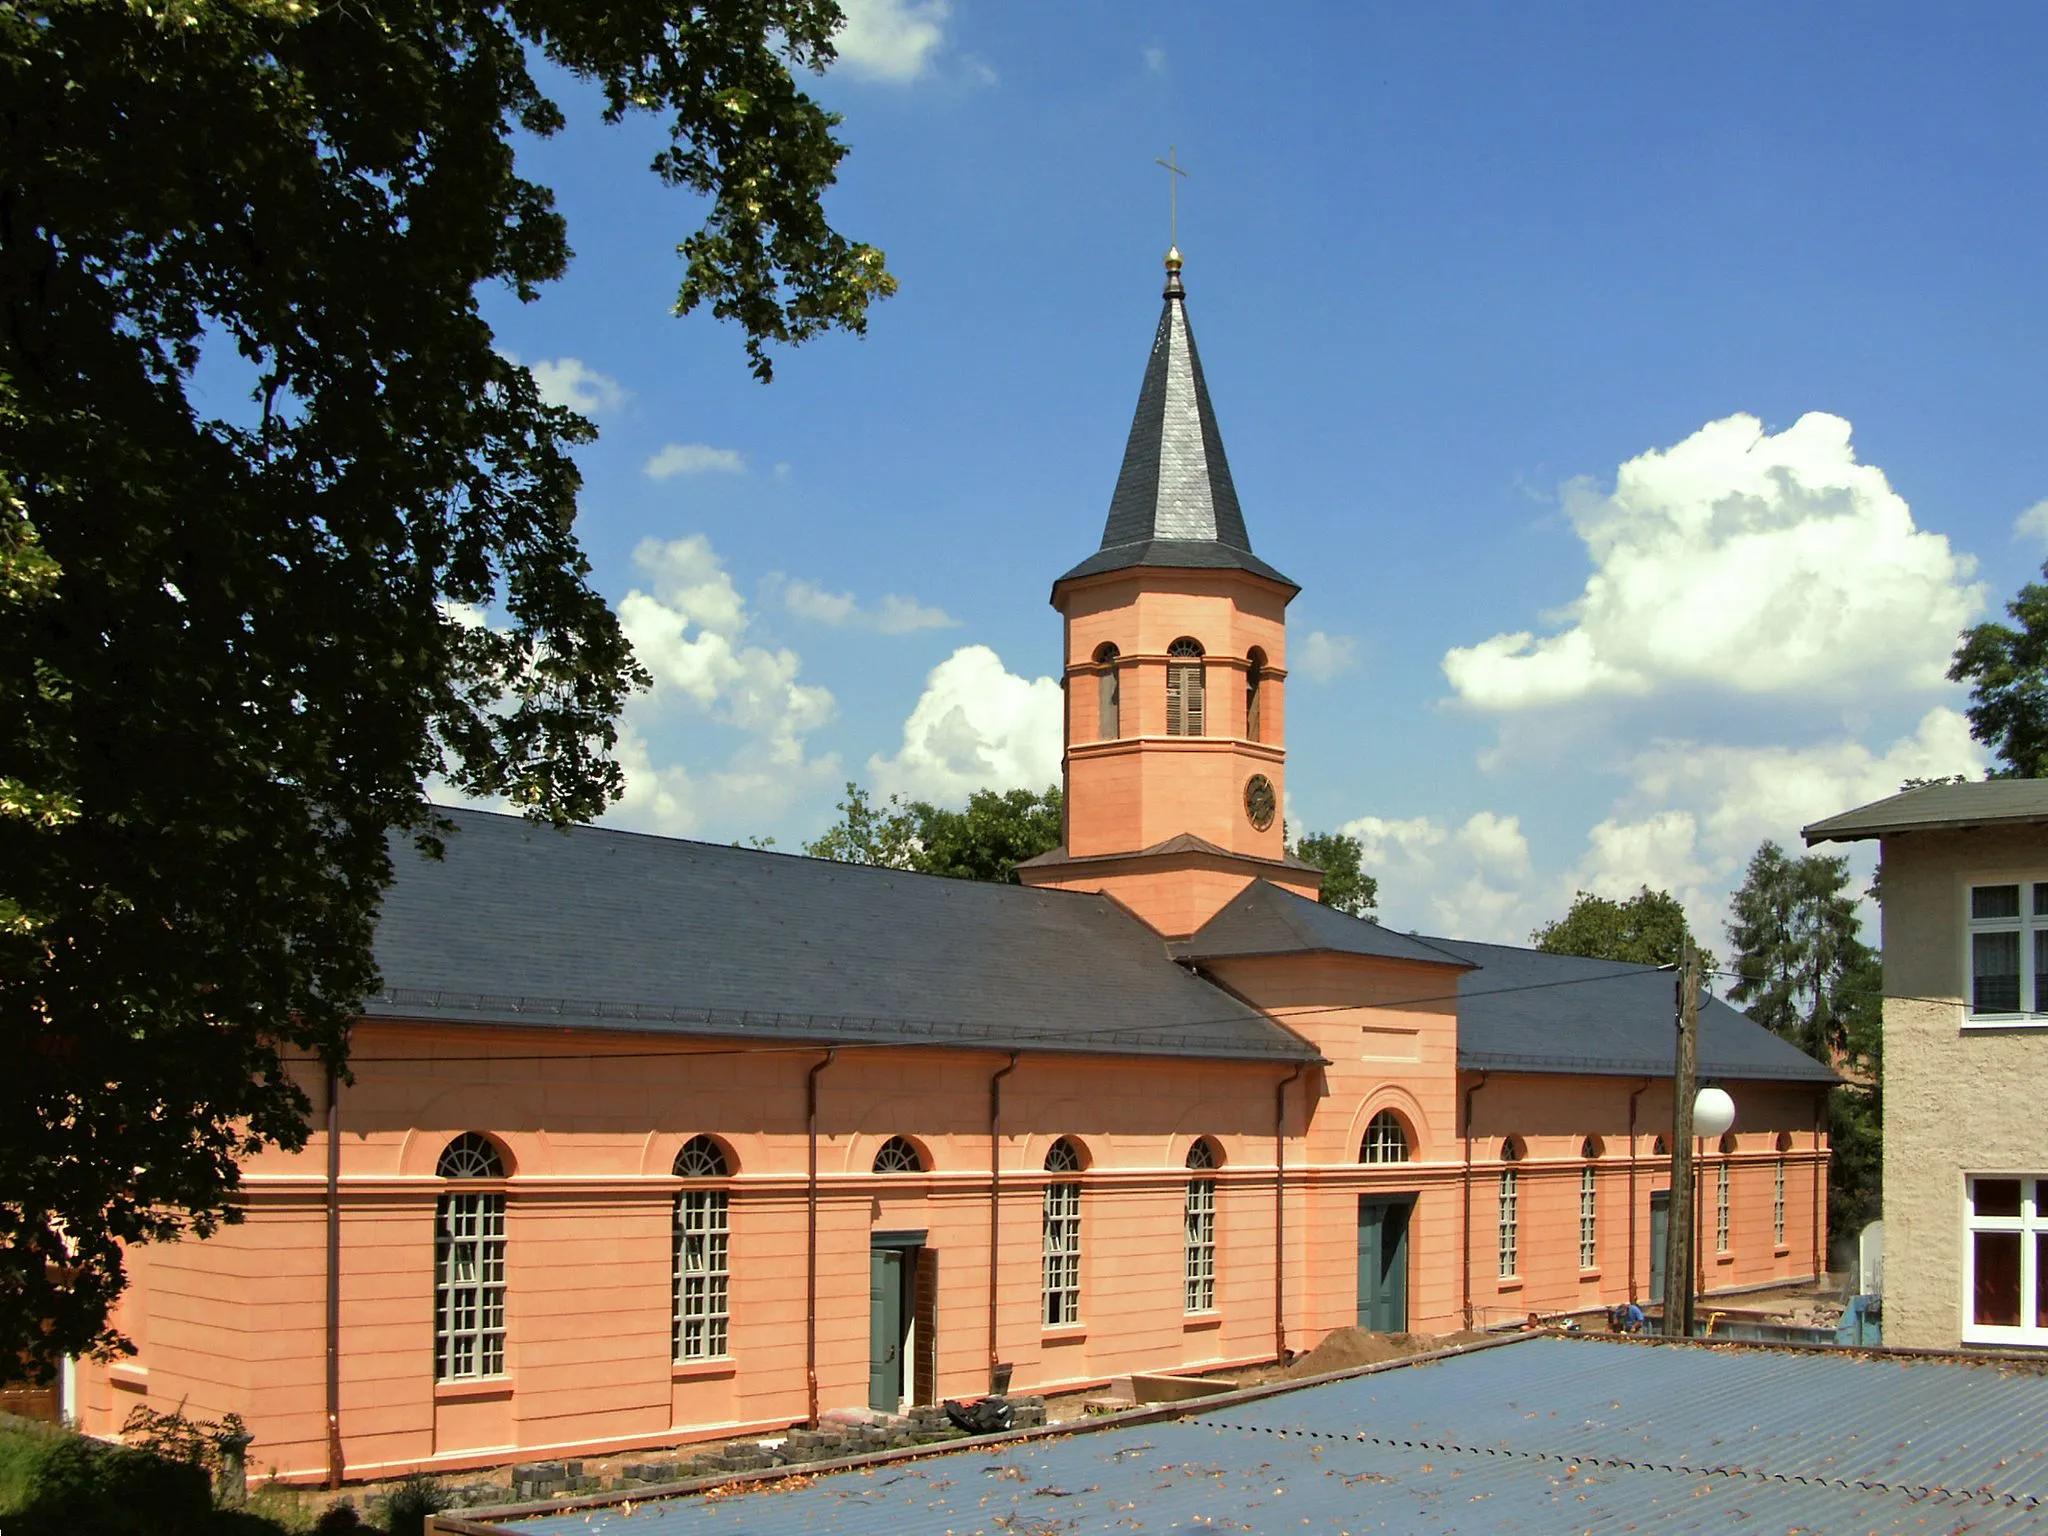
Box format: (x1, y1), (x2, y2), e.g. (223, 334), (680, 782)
(1058, 251), (1295, 591)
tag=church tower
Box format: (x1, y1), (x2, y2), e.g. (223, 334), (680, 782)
(1018, 251), (1322, 937)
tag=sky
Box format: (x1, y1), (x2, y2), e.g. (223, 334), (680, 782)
(472, 1), (2048, 949)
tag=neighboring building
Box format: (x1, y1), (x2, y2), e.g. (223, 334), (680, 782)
(74, 252), (1836, 1483)
(1808, 780), (2048, 1351)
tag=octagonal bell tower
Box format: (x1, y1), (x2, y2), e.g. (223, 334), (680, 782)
(1017, 251), (1322, 937)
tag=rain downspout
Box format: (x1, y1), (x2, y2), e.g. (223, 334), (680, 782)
(806, 1049), (838, 1426)
(988, 1052), (1019, 1387)
(1626, 1078), (1651, 1304)
(1274, 1064), (1306, 1361)
(324, 1064), (343, 1489)
(1461, 1072), (1488, 1329)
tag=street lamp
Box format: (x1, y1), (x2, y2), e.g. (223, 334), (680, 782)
(1694, 1087), (1736, 1142)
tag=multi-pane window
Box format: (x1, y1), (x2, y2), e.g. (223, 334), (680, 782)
(673, 1136), (731, 1362)
(1964, 1176), (2048, 1344)
(873, 1136), (924, 1173)
(434, 1133), (506, 1382)
(1716, 1162), (1732, 1253)
(1095, 644), (1121, 739)
(1497, 1139), (1521, 1279)
(1185, 1140), (1217, 1313)
(1043, 1138), (1083, 1326)
(1166, 638), (1206, 737)
(1361, 1111), (1410, 1164)
(1773, 1159), (1787, 1248)
(1579, 1140), (1599, 1271)
(1968, 882), (2048, 1016)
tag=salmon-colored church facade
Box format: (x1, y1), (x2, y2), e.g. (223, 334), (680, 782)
(75, 253), (1837, 1485)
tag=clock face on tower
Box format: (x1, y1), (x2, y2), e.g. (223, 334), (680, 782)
(1243, 773), (1277, 832)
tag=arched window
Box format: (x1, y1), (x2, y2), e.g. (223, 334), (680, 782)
(1652, 1135), (1669, 1157)
(1245, 648), (1266, 742)
(1043, 1139), (1083, 1325)
(1095, 643), (1121, 739)
(873, 1136), (925, 1174)
(434, 1134), (507, 1381)
(1185, 1140), (1217, 1312)
(1361, 1111), (1411, 1165)
(673, 1137), (732, 1360)
(1719, 1133), (1739, 1156)
(1497, 1139), (1521, 1279)
(1581, 1136), (1603, 1160)
(1166, 638), (1206, 737)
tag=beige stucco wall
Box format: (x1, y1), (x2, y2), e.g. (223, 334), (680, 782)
(1878, 824), (2048, 1349)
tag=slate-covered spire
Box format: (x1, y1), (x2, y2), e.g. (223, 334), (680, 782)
(1058, 250), (1296, 590)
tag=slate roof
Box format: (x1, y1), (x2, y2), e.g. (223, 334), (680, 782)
(365, 807), (1318, 1064)
(1423, 935), (1840, 1083)
(1057, 260), (1296, 592)
(1016, 830), (1320, 874)
(1174, 880), (1471, 968)
(1805, 778), (2048, 843)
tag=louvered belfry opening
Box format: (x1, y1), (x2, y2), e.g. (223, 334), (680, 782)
(1166, 638), (1205, 737)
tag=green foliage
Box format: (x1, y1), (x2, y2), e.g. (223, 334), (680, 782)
(1950, 561), (2048, 776)
(0, 0), (892, 1375)
(804, 782), (1063, 884)
(375, 1472), (449, 1536)
(1287, 830), (1378, 917)
(1532, 887), (1715, 974)
(0, 1415), (215, 1536)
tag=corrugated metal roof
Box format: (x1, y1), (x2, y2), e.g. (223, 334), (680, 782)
(1805, 778), (2048, 843)
(481, 1337), (2048, 1534)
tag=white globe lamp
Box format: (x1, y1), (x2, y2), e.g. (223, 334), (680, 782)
(1693, 1086), (1736, 1141)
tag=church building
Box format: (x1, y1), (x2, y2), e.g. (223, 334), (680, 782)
(73, 251), (1838, 1485)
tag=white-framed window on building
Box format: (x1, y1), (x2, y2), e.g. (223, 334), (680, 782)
(1497, 1139), (1522, 1279)
(1963, 1175), (2048, 1344)
(1166, 638), (1206, 737)
(1579, 1138), (1600, 1271)
(434, 1132), (507, 1381)
(1185, 1140), (1217, 1313)
(1967, 881), (2048, 1017)
(673, 1135), (731, 1362)
(1716, 1162), (1733, 1253)
(1774, 1158), (1787, 1248)
(1361, 1111), (1410, 1164)
(1043, 1138), (1084, 1326)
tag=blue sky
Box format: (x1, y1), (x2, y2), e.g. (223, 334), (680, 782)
(477, 1), (2048, 945)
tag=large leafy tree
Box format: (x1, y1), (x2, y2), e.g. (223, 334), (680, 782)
(1532, 886), (1715, 974)
(1, 0), (893, 1376)
(1287, 830), (1378, 918)
(804, 782), (1062, 885)
(1723, 840), (1885, 1240)
(1951, 562), (2048, 775)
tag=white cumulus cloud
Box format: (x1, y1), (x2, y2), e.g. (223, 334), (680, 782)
(526, 357), (627, 417)
(1339, 811), (1535, 943)
(645, 443), (746, 479)
(2015, 499), (2048, 546)
(1294, 630), (1360, 681)
(869, 644), (1062, 804)
(1443, 412), (1981, 711)
(834, 0), (950, 82)
(780, 578), (958, 634)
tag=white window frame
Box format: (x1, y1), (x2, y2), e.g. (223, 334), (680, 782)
(1361, 1111), (1410, 1165)
(674, 1188), (731, 1361)
(1497, 1141), (1521, 1280)
(1963, 876), (2048, 1025)
(1043, 1181), (1081, 1325)
(1715, 1162), (1732, 1254)
(1774, 1160), (1787, 1248)
(1184, 1177), (1216, 1313)
(1962, 1174), (2048, 1346)
(1579, 1166), (1598, 1271)
(435, 1191), (506, 1380)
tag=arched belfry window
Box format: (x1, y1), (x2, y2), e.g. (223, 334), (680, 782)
(1095, 643), (1121, 740)
(1361, 1111), (1410, 1165)
(434, 1134), (506, 1380)
(1166, 638), (1206, 737)
(1245, 648), (1266, 743)
(1043, 1139), (1083, 1325)
(673, 1136), (732, 1360)
(873, 1136), (925, 1174)
(1185, 1139), (1217, 1312)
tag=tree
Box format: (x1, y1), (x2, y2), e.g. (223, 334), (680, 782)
(1950, 560), (2048, 775)
(1532, 887), (1715, 974)
(1288, 830), (1378, 918)
(2, 0), (894, 1376)
(804, 782), (1063, 885)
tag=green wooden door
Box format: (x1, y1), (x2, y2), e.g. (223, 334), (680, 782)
(868, 1247), (905, 1412)
(1356, 1197), (1412, 1333)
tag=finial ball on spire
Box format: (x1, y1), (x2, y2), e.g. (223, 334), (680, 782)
(1165, 245), (1183, 272)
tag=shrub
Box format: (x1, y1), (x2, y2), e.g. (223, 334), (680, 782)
(0, 1417), (213, 1535)
(378, 1472), (449, 1536)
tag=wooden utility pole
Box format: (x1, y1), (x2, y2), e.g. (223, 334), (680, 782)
(1662, 936), (1700, 1337)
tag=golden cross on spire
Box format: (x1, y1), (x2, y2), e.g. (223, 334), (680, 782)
(1154, 145), (1188, 250)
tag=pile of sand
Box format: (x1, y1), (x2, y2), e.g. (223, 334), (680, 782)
(1274, 1327), (1486, 1380)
